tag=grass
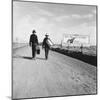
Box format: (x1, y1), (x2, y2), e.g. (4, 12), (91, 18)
(51, 46), (97, 66)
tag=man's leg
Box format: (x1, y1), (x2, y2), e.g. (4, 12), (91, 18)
(45, 48), (47, 59)
(45, 48), (49, 60)
(47, 49), (49, 59)
(32, 46), (36, 58)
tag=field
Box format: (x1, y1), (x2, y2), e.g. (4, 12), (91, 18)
(13, 42), (28, 49)
(51, 45), (97, 66)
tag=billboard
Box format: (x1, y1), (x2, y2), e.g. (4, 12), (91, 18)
(62, 34), (89, 45)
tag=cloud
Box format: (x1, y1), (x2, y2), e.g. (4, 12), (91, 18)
(83, 14), (93, 18)
(54, 13), (94, 23)
(92, 9), (96, 14)
(38, 9), (54, 17)
(71, 14), (94, 19)
(55, 15), (69, 22)
(71, 14), (81, 19)
(13, 15), (34, 42)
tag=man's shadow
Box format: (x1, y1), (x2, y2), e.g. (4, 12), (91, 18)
(13, 55), (45, 60)
(22, 56), (46, 60)
(22, 56), (32, 59)
(13, 55), (32, 59)
(36, 57), (46, 60)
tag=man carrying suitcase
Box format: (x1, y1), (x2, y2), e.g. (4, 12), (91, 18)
(29, 30), (38, 59)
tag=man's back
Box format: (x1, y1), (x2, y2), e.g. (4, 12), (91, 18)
(30, 33), (38, 45)
(43, 37), (50, 49)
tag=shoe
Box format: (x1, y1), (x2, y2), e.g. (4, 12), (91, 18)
(32, 57), (36, 60)
(33, 57), (36, 60)
(45, 57), (48, 60)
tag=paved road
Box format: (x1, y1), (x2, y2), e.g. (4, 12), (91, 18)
(13, 46), (97, 99)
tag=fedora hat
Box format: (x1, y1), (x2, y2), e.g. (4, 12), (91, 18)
(45, 33), (49, 36)
(32, 30), (36, 33)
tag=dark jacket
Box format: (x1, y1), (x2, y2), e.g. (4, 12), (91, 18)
(29, 33), (38, 46)
(42, 37), (50, 49)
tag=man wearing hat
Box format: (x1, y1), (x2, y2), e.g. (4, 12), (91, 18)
(42, 33), (52, 60)
(29, 30), (38, 59)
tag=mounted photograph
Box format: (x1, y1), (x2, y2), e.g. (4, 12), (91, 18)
(12, 0), (97, 99)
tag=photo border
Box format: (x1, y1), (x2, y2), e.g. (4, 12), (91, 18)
(11, 0), (98, 99)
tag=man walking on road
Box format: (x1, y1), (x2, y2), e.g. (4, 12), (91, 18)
(42, 34), (53, 60)
(29, 30), (38, 59)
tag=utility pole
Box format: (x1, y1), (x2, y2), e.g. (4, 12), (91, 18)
(16, 37), (18, 43)
(80, 43), (83, 54)
(61, 40), (62, 48)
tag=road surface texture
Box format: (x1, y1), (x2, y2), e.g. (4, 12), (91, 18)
(13, 46), (97, 99)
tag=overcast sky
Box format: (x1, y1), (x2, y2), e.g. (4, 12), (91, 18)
(13, 1), (97, 45)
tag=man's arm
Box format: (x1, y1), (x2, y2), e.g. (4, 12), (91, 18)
(42, 39), (45, 49)
(29, 35), (32, 46)
(36, 36), (39, 45)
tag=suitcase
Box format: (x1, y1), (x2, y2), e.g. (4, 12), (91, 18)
(46, 39), (53, 48)
(36, 46), (40, 54)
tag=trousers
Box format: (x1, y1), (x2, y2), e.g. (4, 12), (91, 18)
(45, 48), (49, 59)
(32, 45), (36, 58)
